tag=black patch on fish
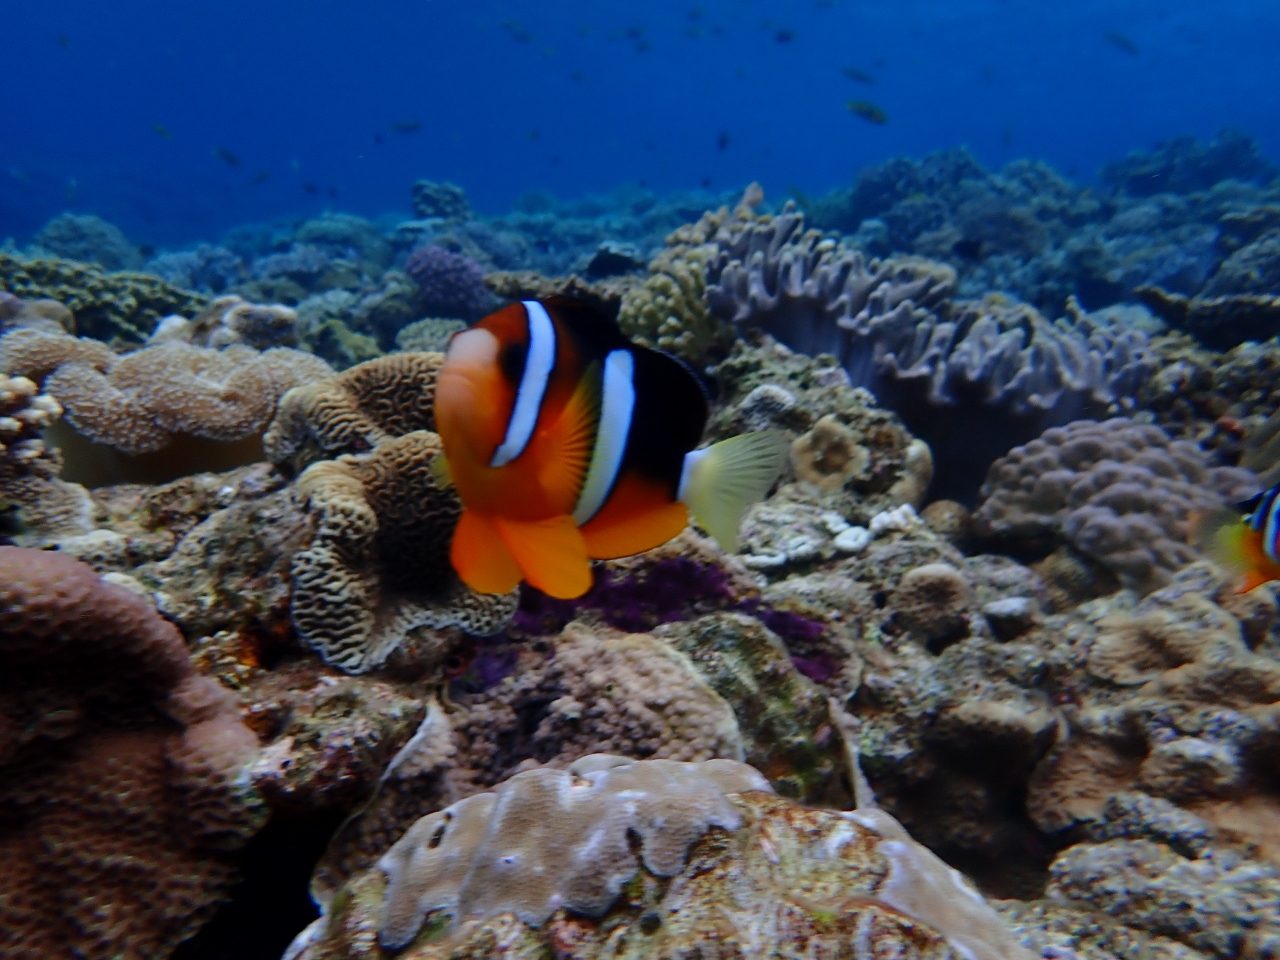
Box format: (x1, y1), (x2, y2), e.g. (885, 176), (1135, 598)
(617, 345), (709, 494)
(499, 340), (529, 387)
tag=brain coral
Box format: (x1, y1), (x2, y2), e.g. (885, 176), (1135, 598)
(0, 327), (332, 482)
(290, 431), (515, 672)
(0, 546), (264, 960)
(974, 418), (1257, 591)
(263, 352), (443, 474)
(293, 759), (1032, 960)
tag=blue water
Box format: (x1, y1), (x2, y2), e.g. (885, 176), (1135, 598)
(4, 0), (1278, 245)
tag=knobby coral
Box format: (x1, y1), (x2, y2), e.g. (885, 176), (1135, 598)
(975, 418), (1257, 591)
(0, 546), (265, 960)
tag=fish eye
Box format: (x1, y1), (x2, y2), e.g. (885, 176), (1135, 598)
(499, 342), (528, 384)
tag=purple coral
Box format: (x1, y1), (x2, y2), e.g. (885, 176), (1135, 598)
(403, 244), (496, 321)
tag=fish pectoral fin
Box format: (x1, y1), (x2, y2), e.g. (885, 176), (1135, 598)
(451, 510), (522, 595)
(680, 430), (789, 553)
(539, 360), (602, 505)
(494, 514), (592, 599)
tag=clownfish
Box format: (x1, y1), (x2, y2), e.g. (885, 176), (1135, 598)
(1197, 483), (1280, 593)
(434, 297), (787, 599)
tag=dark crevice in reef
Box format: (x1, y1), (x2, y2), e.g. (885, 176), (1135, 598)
(174, 808), (346, 960)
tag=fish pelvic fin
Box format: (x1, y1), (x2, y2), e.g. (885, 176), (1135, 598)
(495, 514), (592, 599)
(679, 430), (789, 553)
(451, 510), (523, 594)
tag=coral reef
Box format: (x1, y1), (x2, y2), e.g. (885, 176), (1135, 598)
(411, 180), (472, 220)
(974, 418), (1257, 591)
(263, 351), (444, 474)
(403, 244), (497, 321)
(290, 431), (514, 672)
(291, 760), (1032, 960)
(0, 252), (207, 343)
(1135, 284), (1280, 349)
(0, 371), (93, 540)
(150, 294), (299, 350)
(0, 326), (332, 484)
(0, 546), (264, 960)
(31, 212), (142, 271)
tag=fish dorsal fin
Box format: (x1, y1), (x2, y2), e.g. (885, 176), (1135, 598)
(679, 431), (789, 552)
(494, 514), (592, 599)
(539, 360), (602, 506)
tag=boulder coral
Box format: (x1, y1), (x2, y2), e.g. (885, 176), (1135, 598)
(975, 418), (1257, 591)
(0, 546), (265, 960)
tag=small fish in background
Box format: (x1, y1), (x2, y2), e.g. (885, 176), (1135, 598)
(1104, 30), (1140, 56)
(846, 99), (888, 125)
(302, 181), (319, 195)
(1198, 486), (1280, 592)
(213, 147), (241, 167)
(501, 19), (533, 44)
(715, 130), (731, 151)
(390, 119), (423, 134)
(434, 297), (788, 599)
(841, 65), (875, 84)
(151, 122), (172, 139)
(250, 169), (271, 185)
(774, 27), (795, 44)
(56, 32), (71, 49)
(1196, 412), (1280, 592)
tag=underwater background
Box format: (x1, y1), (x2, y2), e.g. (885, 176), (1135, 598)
(5, 0), (1280, 242)
(3, 2), (1280, 960)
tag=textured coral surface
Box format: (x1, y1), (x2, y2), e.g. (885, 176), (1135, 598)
(0, 546), (264, 960)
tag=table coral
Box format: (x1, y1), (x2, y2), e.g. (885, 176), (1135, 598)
(290, 758), (1033, 960)
(974, 418), (1257, 591)
(0, 546), (264, 960)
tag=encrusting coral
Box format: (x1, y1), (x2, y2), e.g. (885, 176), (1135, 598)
(0, 251), (207, 344)
(0, 546), (265, 960)
(974, 417), (1257, 591)
(289, 755), (1034, 960)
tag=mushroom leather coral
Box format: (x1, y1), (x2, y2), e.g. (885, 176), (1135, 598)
(0, 546), (264, 960)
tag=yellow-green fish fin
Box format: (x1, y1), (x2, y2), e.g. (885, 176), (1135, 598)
(681, 430), (789, 553)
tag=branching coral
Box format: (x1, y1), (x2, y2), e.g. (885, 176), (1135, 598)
(0, 372), (93, 540)
(0, 546), (264, 960)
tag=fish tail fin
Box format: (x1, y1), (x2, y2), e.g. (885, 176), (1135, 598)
(451, 510), (522, 595)
(679, 430), (789, 553)
(1192, 506), (1264, 593)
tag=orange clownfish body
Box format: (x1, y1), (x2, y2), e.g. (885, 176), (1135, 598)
(435, 297), (787, 599)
